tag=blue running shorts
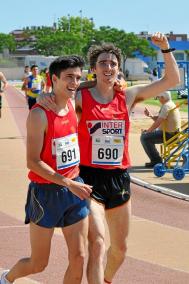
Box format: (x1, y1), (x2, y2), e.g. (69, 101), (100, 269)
(25, 176), (89, 228)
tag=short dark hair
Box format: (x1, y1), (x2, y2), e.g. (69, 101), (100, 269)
(31, 64), (38, 70)
(49, 55), (84, 84)
(88, 43), (122, 69)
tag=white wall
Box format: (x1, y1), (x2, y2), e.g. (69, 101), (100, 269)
(0, 67), (24, 80)
(124, 58), (150, 80)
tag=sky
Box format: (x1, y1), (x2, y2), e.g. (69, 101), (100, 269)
(0, 0), (188, 35)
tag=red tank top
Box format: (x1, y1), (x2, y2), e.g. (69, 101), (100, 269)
(78, 88), (130, 169)
(29, 100), (80, 183)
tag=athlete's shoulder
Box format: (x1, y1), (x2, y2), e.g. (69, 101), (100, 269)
(27, 107), (48, 133)
(29, 105), (47, 121)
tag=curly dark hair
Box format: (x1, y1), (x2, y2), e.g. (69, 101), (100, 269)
(88, 43), (122, 69)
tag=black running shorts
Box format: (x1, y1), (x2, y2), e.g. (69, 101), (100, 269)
(79, 165), (131, 209)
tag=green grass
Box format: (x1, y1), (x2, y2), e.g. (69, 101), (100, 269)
(144, 91), (188, 112)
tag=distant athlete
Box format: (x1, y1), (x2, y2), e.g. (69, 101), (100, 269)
(22, 64), (45, 109)
(0, 71), (8, 118)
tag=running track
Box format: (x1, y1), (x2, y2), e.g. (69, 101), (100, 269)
(0, 85), (189, 283)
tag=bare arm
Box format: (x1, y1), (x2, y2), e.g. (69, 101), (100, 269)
(41, 78), (45, 92)
(22, 77), (29, 91)
(144, 107), (158, 121)
(146, 116), (164, 132)
(75, 91), (82, 121)
(78, 80), (96, 90)
(127, 32), (180, 105)
(150, 115), (158, 121)
(27, 108), (92, 199)
(0, 72), (8, 90)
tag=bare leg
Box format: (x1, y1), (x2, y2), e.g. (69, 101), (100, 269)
(62, 217), (89, 284)
(104, 200), (131, 282)
(6, 222), (54, 282)
(87, 200), (106, 284)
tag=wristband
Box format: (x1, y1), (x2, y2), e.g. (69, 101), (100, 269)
(161, 48), (175, 53)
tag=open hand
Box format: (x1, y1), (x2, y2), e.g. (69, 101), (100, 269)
(144, 107), (151, 117)
(114, 78), (127, 92)
(66, 179), (92, 200)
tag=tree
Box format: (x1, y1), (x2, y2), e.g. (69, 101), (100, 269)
(23, 17), (94, 57)
(0, 33), (16, 53)
(34, 30), (85, 56)
(58, 16), (94, 36)
(16, 17), (157, 70)
(57, 16), (95, 59)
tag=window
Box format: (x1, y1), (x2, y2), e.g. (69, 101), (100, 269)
(176, 37), (182, 41)
(174, 52), (184, 61)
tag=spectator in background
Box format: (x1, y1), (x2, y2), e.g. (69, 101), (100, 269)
(44, 68), (52, 93)
(0, 71), (8, 118)
(117, 69), (125, 80)
(150, 67), (158, 82)
(22, 66), (32, 98)
(22, 65), (31, 81)
(86, 69), (95, 81)
(140, 91), (181, 167)
(117, 70), (127, 89)
(125, 69), (129, 79)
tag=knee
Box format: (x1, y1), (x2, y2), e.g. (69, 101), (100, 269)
(69, 251), (85, 268)
(111, 242), (128, 259)
(118, 242), (128, 256)
(30, 259), (48, 274)
(89, 237), (105, 259)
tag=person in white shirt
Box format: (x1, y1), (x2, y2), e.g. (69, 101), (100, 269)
(141, 91), (181, 167)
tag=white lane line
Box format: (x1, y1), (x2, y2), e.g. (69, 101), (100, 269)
(131, 176), (189, 201)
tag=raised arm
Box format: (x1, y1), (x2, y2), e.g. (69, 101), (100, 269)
(127, 32), (180, 104)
